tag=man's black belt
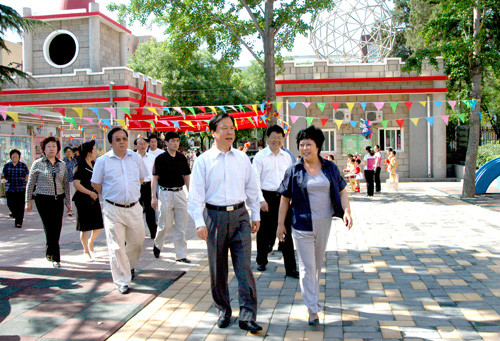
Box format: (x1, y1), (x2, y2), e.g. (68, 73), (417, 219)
(105, 199), (137, 208)
(206, 202), (245, 212)
(262, 190), (281, 197)
(160, 186), (183, 192)
(142, 181), (152, 184)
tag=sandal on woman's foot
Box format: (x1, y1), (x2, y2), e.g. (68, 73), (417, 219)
(53, 261), (61, 268)
(308, 312), (319, 326)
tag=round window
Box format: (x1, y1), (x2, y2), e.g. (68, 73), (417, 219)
(43, 30), (79, 68)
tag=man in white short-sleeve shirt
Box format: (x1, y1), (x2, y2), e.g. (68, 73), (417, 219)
(92, 128), (147, 294)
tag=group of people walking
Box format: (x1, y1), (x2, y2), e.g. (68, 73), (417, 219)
(1, 115), (354, 331)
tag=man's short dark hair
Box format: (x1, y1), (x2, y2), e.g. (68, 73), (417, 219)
(266, 125), (285, 137)
(63, 146), (72, 153)
(134, 137), (146, 146)
(165, 132), (180, 142)
(148, 133), (158, 142)
(392, 150), (397, 156)
(107, 127), (128, 143)
(208, 113), (235, 132)
(387, 147), (393, 152)
(9, 149), (21, 158)
(41, 136), (61, 154)
(296, 125), (325, 155)
(72, 146), (80, 153)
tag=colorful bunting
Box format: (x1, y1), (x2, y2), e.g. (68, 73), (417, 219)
(90, 107), (100, 117)
(360, 102), (367, 111)
(173, 107), (183, 115)
(100, 119), (111, 128)
(303, 102), (312, 109)
(305, 117), (314, 126)
(346, 103), (355, 112)
(404, 102), (413, 111)
(349, 121), (358, 128)
(419, 101), (427, 108)
(290, 116), (299, 124)
(62, 116), (77, 127)
(148, 107), (158, 116)
(24, 107), (35, 114)
(184, 120), (195, 128)
(54, 107), (66, 116)
(119, 108), (131, 118)
(83, 118), (93, 124)
(448, 101), (457, 110)
(410, 118), (420, 126)
(6, 112), (19, 123)
(441, 115), (450, 125)
(116, 119), (127, 129)
(335, 120), (343, 129)
(289, 102), (297, 109)
(433, 101), (441, 108)
(425, 117), (434, 126)
(470, 100), (478, 110)
(457, 113), (466, 123)
(374, 102), (385, 111)
(331, 103), (341, 111)
(320, 118), (328, 127)
(380, 120), (389, 128)
(251, 105), (258, 115)
(317, 103), (327, 112)
(396, 119), (405, 129)
(276, 102), (283, 111)
(196, 106), (207, 114)
(217, 106), (227, 113)
(390, 102), (398, 113)
(187, 107), (196, 117)
(104, 107), (116, 119)
(478, 112), (482, 121)
(72, 108), (83, 118)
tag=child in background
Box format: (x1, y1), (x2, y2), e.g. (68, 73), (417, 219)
(344, 157), (356, 191)
(387, 150), (399, 190)
(353, 159), (363, 193)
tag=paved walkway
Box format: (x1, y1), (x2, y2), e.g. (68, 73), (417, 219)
(1, 182), (499, 340)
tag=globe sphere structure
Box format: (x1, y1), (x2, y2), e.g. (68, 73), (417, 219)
(310, 0), (396, 64)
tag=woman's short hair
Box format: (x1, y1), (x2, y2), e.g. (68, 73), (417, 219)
(41, 136), (61, 154)
(296, 125), (325, 155)
(63, 146), (73, 153)
(79, 140), (96, 160)
(208, 113), (235, 132)
(9, 149), (21, 158)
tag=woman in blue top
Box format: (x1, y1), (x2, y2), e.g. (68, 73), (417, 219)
(277, 125), (353, 326)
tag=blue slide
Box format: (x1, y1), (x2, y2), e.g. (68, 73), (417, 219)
(475, 156), (500, 194)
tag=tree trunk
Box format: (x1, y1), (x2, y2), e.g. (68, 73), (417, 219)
(462, 2), (482, 198)
(263, 0), (277, 126)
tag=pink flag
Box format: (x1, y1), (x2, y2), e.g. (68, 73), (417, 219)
(290, 116), (300, 124)
(104, 107), (116, 119)
(173, 107), (183, 115)
(302, 102), (312, 109)
(448, 101), (457, 110)
(374, 102), (385, 111)
(441, 115), (450, 125)
(83, 118), (93, 124)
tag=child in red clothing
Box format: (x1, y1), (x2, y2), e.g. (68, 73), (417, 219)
(353, 159), (363, 192)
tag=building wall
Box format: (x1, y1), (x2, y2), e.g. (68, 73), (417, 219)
(0, 41), (23, 69)
(100, 23), (121, 68)
(277, 58), (447, 179)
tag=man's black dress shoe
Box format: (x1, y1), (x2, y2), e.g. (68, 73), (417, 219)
(239, 321), (262, 333)
(217, 316), (231, 328)
(153, 245), (161, 258)
(286, 270), (299, 279)
(256, 264), (266, 271)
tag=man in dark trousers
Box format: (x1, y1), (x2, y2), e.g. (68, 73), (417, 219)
(152, 132), (191, 263)
(252, 125), (298, 278)
(188, 113), (262, 333)
(135, 137), (157, 239)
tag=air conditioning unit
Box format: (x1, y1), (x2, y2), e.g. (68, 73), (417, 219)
(334, 109), (351, 122)
(366, 111), (383, 123)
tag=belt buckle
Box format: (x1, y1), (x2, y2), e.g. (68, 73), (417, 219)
(227, 206), (234, 212)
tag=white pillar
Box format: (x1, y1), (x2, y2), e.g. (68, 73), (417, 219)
(88, 3), (101, 72)
(432, 81), (447, 178)
(120, 33), (127, 66)
(22, 8), (33, 74)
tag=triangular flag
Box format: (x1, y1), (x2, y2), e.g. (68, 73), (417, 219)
(260, 104), (265, 113)
(335, 120), (343, 129)
(104, 107), (116, 119)
(119, 108), (131, 118)
(457, 113), (466, 123)
(237, 105), (244, 112)
(349, 121), (358, 128)
(28, 112), (44, 122)
(62, 116), (77, 127)
(73, 108), (83, 118)
(305, 117), (314, 126)
(410, 118), (419, 126)
(374, 102), (385, 111)
(187, 107), (196, 117)
(90, 107), (100, 117)
(196, 106), (207, 114)
(289, 102), (297, 109)
(0, 111), (6, 121)
(433, 101), (441, 108)
(331, 102), (340, 111)
(100, 119), (111, 128)
(390, 102), (398, 113)
(425, 117), (434, 126)
(134, 108), (144, 115)
(116, 119), (127, 129)
(448, 101), (457, 110)
(464, 100), (471, 109)
(380, 120), (389, 128)
(163, 107), (171, 115)
(218, 106), (227, 113)
(441, 115), (450, 125)
(303, 102), (312, 109)
(173, 107), (183, 115)
(247, 117), (255, 126)
(346, 103), (355, 112)
(6, 112), (19, 123)
(148, 107), (158, 116)
(83, 118), (93, 124)
(244, 104), (253, 112)
(171, 121), (180, 130)
(320, 118), (328, 127)
(317, 103), (326, 112)
(396, 119), (405, 129)
(276, 102), (283, 111)
(234, 118), (239, 130)
(360, 102), (367, 111)
(290, 116), (299, 124)
(404, 102), (413, 111)
(251, 105), (258, 114)
(419, 101), (427, 108)
(470, 100), (478, 110)
(226, 105), (236, 112)
(24, 107), (35, 114)
(478, 112), (482, 121)
(184, 120), (195, 128)
(54, 107), (66, 116)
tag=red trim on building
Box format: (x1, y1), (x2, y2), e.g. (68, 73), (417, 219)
(275, 76), (448, 85)
(25, 12), (132, 34)
(0, 85), (168, 102)
(0, 97), (164, 107)
(277, 88), (448, 97)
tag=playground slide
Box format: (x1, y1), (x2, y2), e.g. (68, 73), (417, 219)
(475, 156), (500, 194)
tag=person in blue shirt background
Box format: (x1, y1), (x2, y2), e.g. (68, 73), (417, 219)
(2, 149), (29, 228)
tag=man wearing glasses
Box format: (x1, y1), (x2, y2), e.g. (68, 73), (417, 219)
(92, 127), (147, 294)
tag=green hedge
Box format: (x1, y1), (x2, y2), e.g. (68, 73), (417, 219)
(477, 141), (500, 168)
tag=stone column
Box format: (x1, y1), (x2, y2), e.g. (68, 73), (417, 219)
(119, 32), (127, 66)
(408, 94), (428, 178)
(432, 81), (447, 179)
(22, 8), (33, 74)
(88, 3), (101, 72)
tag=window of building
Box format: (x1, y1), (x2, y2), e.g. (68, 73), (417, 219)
(379, 128), (404, 151)
(43, 30), (79, 68)
(322, 129), (337, 153)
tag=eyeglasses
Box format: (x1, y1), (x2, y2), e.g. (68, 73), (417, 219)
(113, 137), (128, 142)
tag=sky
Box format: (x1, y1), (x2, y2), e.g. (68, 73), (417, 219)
(2, 0), (316, 67)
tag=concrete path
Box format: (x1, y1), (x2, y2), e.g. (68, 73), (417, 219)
(1, 182), (499, 340)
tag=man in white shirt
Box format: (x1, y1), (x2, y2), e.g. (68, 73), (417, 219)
(92, 128), (147, 294)
(147, 133), (164, 158)
(188, 113), (262, 333)
(252, 125), (298, 277)
(135, 137), (157, 239)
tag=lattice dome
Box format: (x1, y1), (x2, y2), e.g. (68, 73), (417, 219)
(310, 0), (396, 64)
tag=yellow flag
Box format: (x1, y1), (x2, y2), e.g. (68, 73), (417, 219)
(148, 107), (158, 116)
(335, 120), (343, 129)
(347, 103), (355, 112)
(116, 119), (127, 129)
(410, 118), (420, 126)
(6, 112), (19, 123)
(73, 108), (83, 119)
(184, 120), (195, 128)
(209, 106), (217, 114)
(252, 104), (258, 114)
(276, 102), (283, 111)
(419, 101), (427, 108)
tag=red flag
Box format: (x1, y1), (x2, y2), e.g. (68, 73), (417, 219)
(404, 102), (413, 111)
(54, 107), (66, 116)
(331, 102), (340, 111)
(321, 118), (329, 127)
(396, 119), (405, 129)
(139, 81), (147, 108)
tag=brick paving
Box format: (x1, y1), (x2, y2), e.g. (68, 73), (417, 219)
(1, 182), (499, 340)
